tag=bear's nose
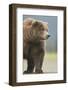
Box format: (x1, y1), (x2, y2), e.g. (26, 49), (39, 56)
(48, 35), (50, 38)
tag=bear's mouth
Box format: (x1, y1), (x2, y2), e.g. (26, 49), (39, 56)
(40, 37), (46, 40)
(40, 35), (50, 40)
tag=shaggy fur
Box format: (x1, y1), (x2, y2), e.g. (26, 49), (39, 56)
(23, 18), (50, 74)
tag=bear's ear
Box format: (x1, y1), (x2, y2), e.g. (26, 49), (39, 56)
(24, 18), (33, 30)
(24, 18), (33, 26)
(32, 21), (39, 27)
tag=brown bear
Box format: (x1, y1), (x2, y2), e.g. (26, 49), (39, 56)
(23, 18), (50, 74)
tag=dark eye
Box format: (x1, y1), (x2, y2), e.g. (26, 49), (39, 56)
(39, 25), (44, 30)
(40, 28), (45, 31)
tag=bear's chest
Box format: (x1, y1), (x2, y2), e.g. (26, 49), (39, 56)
(23, 41), (44, 59)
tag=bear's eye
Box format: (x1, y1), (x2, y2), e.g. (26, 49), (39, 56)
(39, 24), (45, 30)
(40, 27), (45, 31)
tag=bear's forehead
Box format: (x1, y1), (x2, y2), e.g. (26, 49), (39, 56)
(33, 19), (48, 29)
(32, 19), (48, 24)
(24, 18), (48, 30)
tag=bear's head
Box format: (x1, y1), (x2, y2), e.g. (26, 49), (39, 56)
(23, 18), (50, 42)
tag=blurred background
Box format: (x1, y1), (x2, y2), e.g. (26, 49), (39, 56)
(23, 15), (57, 73)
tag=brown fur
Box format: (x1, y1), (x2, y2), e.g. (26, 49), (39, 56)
(23, 18), (50, 74)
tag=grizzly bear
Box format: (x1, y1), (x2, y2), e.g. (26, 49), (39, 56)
(23, 18), (50, 74)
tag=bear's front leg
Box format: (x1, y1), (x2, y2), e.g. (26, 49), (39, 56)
(24, 56), (34, 74)
(35, 50), (44, 73)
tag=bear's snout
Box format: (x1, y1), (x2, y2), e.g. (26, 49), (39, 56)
(47, 34), (50, 38)
(46, 34), (50, 39)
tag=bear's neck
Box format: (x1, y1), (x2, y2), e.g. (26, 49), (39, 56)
(28, 40), (44, 46)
